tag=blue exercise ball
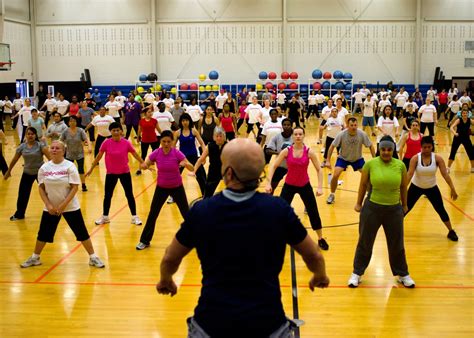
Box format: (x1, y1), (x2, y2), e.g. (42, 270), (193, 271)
(199, 93), (207, 100)
(258, 71), (268, 80)
(345, 83), (352, 91)
(200, 104), (207, 111)
(312, 69), (323, 79)
(322, 81), (331, 89)
(209, 70), (219, 80)
(180, 93), (188, 101)
(162, 84), (170, 91)
(300, 84), (308, 92)
(343, 72), (353, 82)
(139, 74), (148, 82)
(333, 70), (343, 80)
(335, 81), (345, 90)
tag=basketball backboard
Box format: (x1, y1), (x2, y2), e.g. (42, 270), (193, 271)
(0, 43), (12, 71)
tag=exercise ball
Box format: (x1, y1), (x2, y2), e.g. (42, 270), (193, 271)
(209, 70), (219, 80)
(265, 82), (274, 90)
(162, 84), (170, 91)
(345, 94), (351, 100)
(288, 82), (298, 90)
(137, 86), (145, 93)
(345, 83), (352, 91)
(313, 82), (322, 90)
(259, 71), (268, 80)
(334, 81), (345, 90)
(268, 72), (277, 80)
(205, 85), (212, 91)
(200, 104), (207, 111)
(147, 73), (158, 81)
(312, 69), (323, 79)
(333, 70), (343, 80)
(278, 82), (286, 90)
(199, 93), (207, 100)
(189, 83), (198, 90)
(180, 93), (188, 100)
(139, 74), (148, 82)
(322, 81), (330, 89)
(212, 84), (219, 91)
(289, 72), (298, 80)
(154, 84), (162, 91)
(255, 83), (263, 90)
(171, 87), (177, 94)
(281, 72), (290, 80)
(199, 74), (206, 81)
(323, 72), (332, 80)
(343, 72), (353, 82)
(180, 83), (189, 90)
(300, 84), (308, 92)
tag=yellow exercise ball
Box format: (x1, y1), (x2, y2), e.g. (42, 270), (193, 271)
(256, 83), (263, 90)
(199, 74), (207, 81)
(170, 87), (177, 94)
(137, 86), (145, 93)
(154, 84), (162, 91)
(212, 84), (219, 91)
(205, 85), (212, 91)
(199, 86), (205, 92)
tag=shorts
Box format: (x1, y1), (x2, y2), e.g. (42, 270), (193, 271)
(335, 157), (365, 171)
(37, 209), (90, 243)
(362, 116), (374, 127)
(272, 166), (288, 184)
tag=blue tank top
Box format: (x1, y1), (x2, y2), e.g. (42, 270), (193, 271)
(179, 130), (197, 157)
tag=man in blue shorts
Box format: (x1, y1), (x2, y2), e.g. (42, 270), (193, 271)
(325, 117), (375, 204)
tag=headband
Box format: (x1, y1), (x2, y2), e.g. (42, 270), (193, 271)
(379, 140), (395, 149)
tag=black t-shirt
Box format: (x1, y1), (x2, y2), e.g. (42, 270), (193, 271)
(36, 91), (46, 108)
(287, 101), (300, 117)
(84, 98), (96, 109)
(176, 192), (307, 337)
(207, 141), (226, 180)
(403, 111), (417, 131)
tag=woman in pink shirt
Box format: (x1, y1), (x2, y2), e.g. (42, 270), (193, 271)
(136, 130), (194, 250)
(265, 126), (328, 250)
(86, 122), (145, 226)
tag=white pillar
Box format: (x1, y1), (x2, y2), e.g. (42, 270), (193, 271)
(282, 0), (287, 71)
(150, 0), (157, 73)
(30, 0), (38, 94)
(414, 0), (422, 87)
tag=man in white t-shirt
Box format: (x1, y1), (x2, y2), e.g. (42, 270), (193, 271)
(152, 101), (175, 133)
(318, 99), (334, 144)
(216, 91), (228, 113)
(362, 93), (376, 137)
(104, 94), (123, 122)
(458, 92), (472, 107)
(276, 90), (286, 109)
(40, 93), (57, 126)
(352, 88), (366, 114)
(244, 96), (263, 138)
(162, 93), (174, 112)
(259, 109), (283, 163)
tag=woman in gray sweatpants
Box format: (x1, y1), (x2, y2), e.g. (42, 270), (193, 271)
(348, 136), (416, 288)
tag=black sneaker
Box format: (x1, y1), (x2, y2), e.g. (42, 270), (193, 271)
(82, 184), (88, 192)
(318, 238), (329, 251)
(136, 170), (142, 176)
(447, 230), (458, 242)
(10, 215), (24, 221)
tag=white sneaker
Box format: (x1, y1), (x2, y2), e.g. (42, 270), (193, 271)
(136, 242), (149, 250)
(131, 215), (142, 225)
(95, 215), (110, 225)
(167, 196), (174, 204)
(348, 273), (361, 288)
(89, 256), (105, 268)
(398, 275), (415, 288)
(20, 256), (42, 268)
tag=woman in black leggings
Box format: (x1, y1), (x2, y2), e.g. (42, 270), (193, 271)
(448, 106), (474, 173)
(406, 136), (459, 241)
(193, 126), (227, 198)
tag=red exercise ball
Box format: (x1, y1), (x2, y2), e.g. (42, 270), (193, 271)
(289, 72), (298, 80)
(265, 82), (274, 90)
(323, 72), (332, 79)
(289, 82), (298, 90)
(312, 82), (322, 90)
(278, 82), (286, 90)
(180, 83), (189, 90)
(281, 72), (290, 80)
(268, 72), (277, 80)
(189, 83), (198, 90)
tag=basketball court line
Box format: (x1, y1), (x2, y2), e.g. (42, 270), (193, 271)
(28, 179), (473, 284)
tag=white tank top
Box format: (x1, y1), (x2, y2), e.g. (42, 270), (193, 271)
(411, 153), (437, 189)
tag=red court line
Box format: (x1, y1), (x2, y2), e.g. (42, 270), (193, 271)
(33, 179), (157, 283)
(1, 280), (473, 289)
(442, 196), (474, 222)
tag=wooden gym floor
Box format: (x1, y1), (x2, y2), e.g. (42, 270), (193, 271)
(0, 116), (472, 337)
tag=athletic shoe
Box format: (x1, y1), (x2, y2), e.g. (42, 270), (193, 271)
(167, 196), (174, 204)
(95, 215), (110, 225)
(20, 256), (42, 268)
(348, 273), (361, 288)
(136, 242), (149, 250)
(320, 148), (325, 153)
(398, 275), (415, 288)
(89, 256), (105, 268)
(318, 238), (329, 250)
(447, 230), (459, 241)
(135, 170), (142, 176)
(10, 215), (24, 221)
(82, 184), (88, 192)
(131, 215), (142, 225)
(326, 193), (335, 204)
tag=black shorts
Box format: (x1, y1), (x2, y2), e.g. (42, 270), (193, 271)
(37, 209), (90, 243)
(272, 166), (288, 184)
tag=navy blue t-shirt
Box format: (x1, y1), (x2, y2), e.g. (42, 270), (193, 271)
(176, 191), (307, 337)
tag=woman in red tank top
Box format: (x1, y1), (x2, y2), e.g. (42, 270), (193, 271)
(219, 103), (236, 140)
(265, 126), (329, 250)
(398, 120), (422, 169)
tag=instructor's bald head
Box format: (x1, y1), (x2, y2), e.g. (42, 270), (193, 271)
(221, 138), (265, 188)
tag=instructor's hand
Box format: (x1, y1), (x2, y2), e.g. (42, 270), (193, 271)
(156, 279), (178, 297)
(309, 274), (330, 291)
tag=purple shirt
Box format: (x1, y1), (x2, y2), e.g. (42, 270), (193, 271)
(124, 101), (142, 125)
(149, 148), (186, 188)
(100, 138), (136, 174)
